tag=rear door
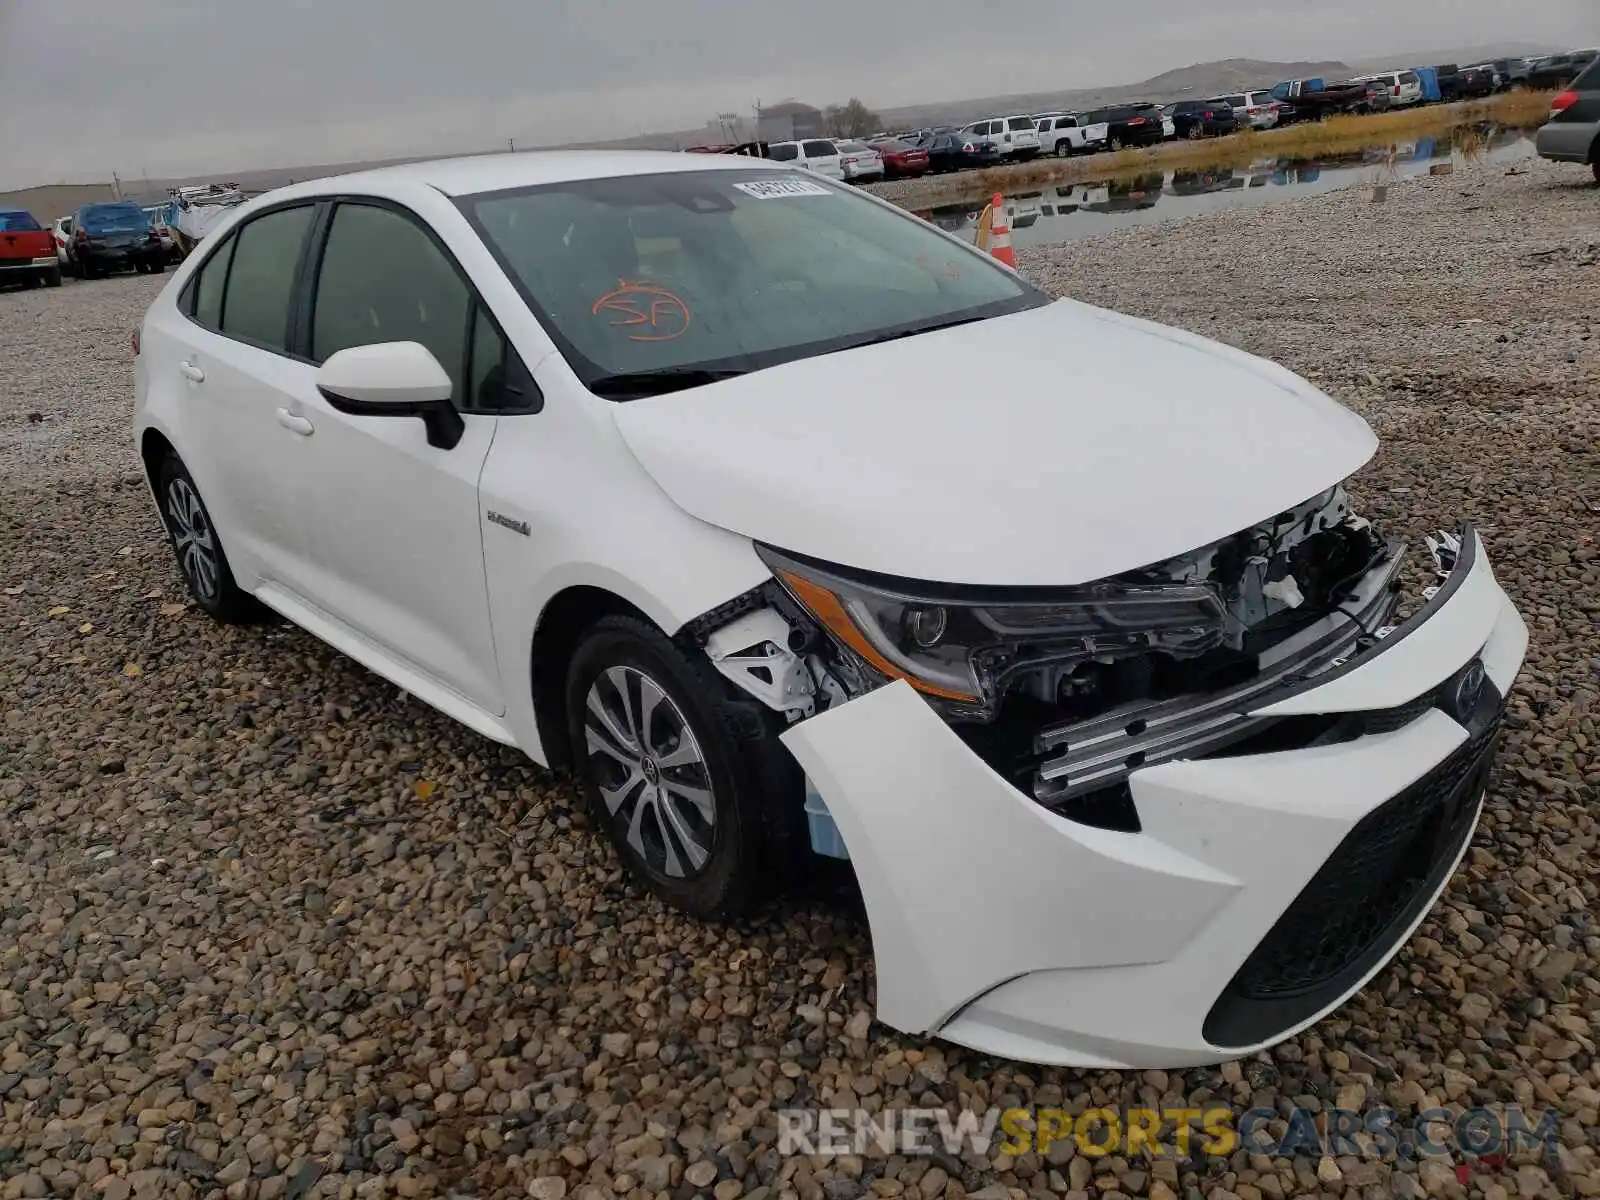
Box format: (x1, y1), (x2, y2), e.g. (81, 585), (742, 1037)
(162, 203), (322, 594)
(285, 199), (507, 712)
(801, 139), (843, 177)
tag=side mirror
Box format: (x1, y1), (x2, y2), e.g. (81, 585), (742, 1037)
(316, 341), (465, 450)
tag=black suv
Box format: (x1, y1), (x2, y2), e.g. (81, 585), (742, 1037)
(1536, 57), (1600, 183)
(1167, 101), (1240, 139)
(1083, 105), (1165, 150)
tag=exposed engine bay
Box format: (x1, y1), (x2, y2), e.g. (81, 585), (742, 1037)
(691, 484), (1419, 825)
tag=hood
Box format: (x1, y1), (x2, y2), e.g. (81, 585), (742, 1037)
(611, 299), (1377, 587)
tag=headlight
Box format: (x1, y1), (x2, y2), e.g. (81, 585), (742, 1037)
(757, 546), (1229, 717)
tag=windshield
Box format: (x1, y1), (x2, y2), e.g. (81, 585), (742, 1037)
(460, 168), (1046, 398)
(80, 203), (149, 233)
(0, 211), (42, 232)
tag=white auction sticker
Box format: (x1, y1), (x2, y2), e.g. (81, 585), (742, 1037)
(733, 178), (833, 199)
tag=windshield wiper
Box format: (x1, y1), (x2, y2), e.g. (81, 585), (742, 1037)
(588, 367), (749, 399)
(832, 314), (990, 354)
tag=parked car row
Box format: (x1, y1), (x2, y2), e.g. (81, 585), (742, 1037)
(1, 199), (178, 288)
(674, 45), (1591, 188)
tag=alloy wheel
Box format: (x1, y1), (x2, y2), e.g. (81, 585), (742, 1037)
(584, 665), (716, 879)
(165, 477), (219, 600)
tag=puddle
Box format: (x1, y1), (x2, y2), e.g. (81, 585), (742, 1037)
(916, 130), (1536, 249)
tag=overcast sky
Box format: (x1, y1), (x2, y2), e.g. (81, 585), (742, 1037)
(0, 0), (1591, 188)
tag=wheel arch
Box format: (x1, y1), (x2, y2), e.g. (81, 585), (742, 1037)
(529, 584), (656, 774)
(139, 427), (177, 498)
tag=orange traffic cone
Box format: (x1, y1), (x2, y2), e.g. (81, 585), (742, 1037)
(988, 193), (1016, 268)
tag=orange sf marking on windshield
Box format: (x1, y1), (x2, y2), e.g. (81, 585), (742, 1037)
(591, 280), (692, 342)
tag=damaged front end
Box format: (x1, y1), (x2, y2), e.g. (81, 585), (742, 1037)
(691, 484), (1432, 836)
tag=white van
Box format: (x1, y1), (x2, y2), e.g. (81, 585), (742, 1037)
(766, 139), (844, 178)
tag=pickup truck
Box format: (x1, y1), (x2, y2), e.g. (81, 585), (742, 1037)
(1270, 78), (1379, 123)
(0, 208), (63, 288)
(1034, 113), (1110, 156)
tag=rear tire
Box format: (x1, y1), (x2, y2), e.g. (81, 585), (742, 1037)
(43, 268), (61, 288)
(564, 614), (803, 920)
(154, 452), (258, 623)
(148, 260), (165, 274)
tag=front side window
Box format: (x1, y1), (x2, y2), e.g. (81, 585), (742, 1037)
(221, 206), (314, 351)
(311, 203), (470, 401)
(461, 168), (1046, 398)
(768, 143), (798, 161)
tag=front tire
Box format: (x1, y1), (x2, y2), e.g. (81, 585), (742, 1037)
(155, 452), (256, 622)
(43, 267), (62, 288)
(565, 615), (801, 920)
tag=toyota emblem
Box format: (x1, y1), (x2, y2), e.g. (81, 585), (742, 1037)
(1447, 659), (1487, 723)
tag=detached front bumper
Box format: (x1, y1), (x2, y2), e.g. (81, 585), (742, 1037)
(781, 528), (1527, 1068)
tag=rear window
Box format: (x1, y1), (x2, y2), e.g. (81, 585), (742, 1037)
(768, 143), (798, 161)
(1007, 117), (1035, 131)
(872, 139), (913, 151)
(1400, 71), (1420, 85)
(1223, 95), (1247, 107)
(79, 203), (149, 233)
(0, 211), (41, 232)
(801, 140), (836, 157)
(835, 141), (867, 153)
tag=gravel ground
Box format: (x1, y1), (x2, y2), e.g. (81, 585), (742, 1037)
(2, 158), (1597, 1200)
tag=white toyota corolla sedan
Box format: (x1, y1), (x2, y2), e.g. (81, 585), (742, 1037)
(134, 151), (1527, 1068)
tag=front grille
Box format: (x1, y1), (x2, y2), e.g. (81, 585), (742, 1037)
(1203, 692), (1502, 1048)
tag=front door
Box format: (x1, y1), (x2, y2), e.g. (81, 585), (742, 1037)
(289, 200), (506, 713)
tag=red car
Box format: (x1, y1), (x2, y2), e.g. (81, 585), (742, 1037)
(0, 208), (62, 288)
(869, 138), (930, 178)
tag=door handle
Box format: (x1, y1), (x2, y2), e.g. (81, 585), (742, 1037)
(179, 361), (205, 383)
(275, 408), (315, 436)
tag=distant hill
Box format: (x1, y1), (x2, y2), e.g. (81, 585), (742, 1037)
(1133, 58), (1353, 97)
(1354, 42), (1568, 71)
(860, 58), (1355, 133)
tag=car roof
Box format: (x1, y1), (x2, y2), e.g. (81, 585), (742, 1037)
(275, 149), (810, 200)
